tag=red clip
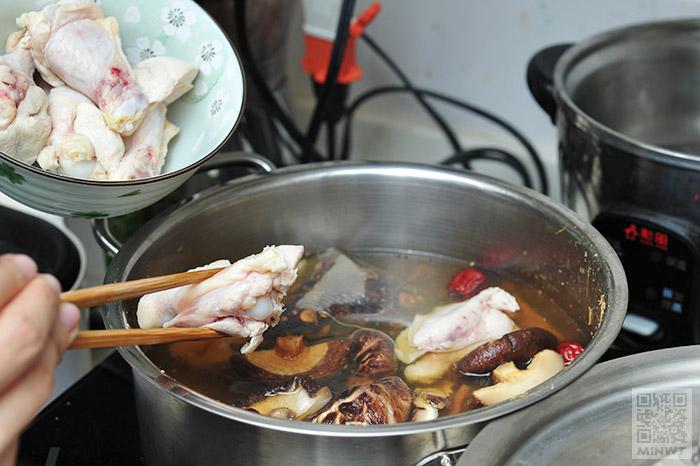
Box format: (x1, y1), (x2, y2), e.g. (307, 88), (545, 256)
(301, 2), (381, 84)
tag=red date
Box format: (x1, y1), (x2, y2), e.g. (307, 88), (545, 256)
(448, 268), (486, 298)
(557, 341), (585, 365)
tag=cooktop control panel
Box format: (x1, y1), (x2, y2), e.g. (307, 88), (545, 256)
(593, 213), (696, 351)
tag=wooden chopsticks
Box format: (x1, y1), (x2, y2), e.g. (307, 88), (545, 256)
(63, 267), (228, 349)
(61, 267), (225, 308)
(70, 327), (229, 349)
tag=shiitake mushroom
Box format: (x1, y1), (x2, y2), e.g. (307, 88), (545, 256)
(312, 377), (413, 425)
(231, 335), (349, 382)
(454, 328), (558, 376)
(468, 349), (564, 407)
(243, 376), (332, 420)
(350, 329), (397, 378)
(411, 390), (449, 422)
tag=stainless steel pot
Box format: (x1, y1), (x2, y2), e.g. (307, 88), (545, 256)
(98, 161), (627, 466)
(528, 19), (700, 356)
(529, 19), (700, 221)
(460, 345), (700, 465)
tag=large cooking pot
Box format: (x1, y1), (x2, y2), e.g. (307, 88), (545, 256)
(527, 19), (700, 356)
(97, 161), (627, 466)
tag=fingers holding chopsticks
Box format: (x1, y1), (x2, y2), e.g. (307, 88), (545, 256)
(0, 253), (80, 463)
(0, 254), (37, 309)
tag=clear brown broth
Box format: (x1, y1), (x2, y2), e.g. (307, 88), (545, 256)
(141, 250), (586, 419)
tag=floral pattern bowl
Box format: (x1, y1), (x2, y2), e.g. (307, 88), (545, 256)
(0, 0), (245, 218)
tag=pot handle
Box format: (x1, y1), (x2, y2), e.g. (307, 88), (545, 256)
(92, 219), (121, 256)
(526, 43), (573, 123)
(414, 445), (468, 466)
(92, 153), (276, 256)
(196, 151), (275, 174)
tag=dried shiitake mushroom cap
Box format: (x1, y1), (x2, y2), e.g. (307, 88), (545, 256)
(244, 376), (332, 420)
(233, 335), (349, 381)
(411, 390), (449, 422)
(313, 376), (413, 425)
(350, 329), (397, 378)
(454, 328), (558, 376)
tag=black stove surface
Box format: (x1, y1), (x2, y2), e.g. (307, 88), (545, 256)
(17, 353), (143, 466)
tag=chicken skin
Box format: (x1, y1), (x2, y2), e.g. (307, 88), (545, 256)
(19, 1), (148, 135)
(0, 33), (50, 164)
(109, 103), (177, 180)
(37, 86), (125, 179)
(410, 287), (519, 352)
(137, 246), (305, 353)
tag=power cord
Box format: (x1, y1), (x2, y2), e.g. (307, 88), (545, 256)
(339, 85), (549, 194)
(442, 148), (534, 189)
(361, 34), (463, 161)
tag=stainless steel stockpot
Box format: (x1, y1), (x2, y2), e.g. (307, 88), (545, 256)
(99, 162), (627, 466)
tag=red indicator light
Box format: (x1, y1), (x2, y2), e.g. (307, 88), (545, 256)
(655, 232), (669, 251)
(623, 224), (669, 251)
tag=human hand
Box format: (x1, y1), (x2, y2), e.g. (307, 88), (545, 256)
(0, 254), (80, 466)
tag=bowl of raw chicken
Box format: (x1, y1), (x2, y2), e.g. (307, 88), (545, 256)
(0, 0), (244, 218)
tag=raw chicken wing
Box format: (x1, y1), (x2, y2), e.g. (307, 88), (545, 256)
(16, 0), (102, 87)
(410, 287), (519, 352)
(0, 35), (51, 164)
(38, 86), (125, 179)
(109, 103), (177, 180)
(137, 245), (305, 353)
(133, 56), (198, 105)
(20, 1), (149, 135)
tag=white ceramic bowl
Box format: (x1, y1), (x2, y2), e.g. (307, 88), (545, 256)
(0, 0), (245, 218)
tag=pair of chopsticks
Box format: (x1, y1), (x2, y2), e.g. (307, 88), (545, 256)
(62, 267), (228, 349)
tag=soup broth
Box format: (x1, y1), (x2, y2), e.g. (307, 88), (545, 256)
(140, 249), (586, 420)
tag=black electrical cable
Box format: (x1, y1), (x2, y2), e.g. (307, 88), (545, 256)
(326, 122), (336, 160)
(233, 0), (324, 162)
(361, 34), (463, 158)
(340, 86), (549, 194)
(442, 148), (534, 189)
(304, 0), (356, 150)
(271, 120), (301, 163)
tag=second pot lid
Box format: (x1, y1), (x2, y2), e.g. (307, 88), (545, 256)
(459, 345), (700, 465)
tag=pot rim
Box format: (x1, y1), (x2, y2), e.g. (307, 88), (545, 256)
(553, 18), (700, 171)
(103, 162), (628, 437)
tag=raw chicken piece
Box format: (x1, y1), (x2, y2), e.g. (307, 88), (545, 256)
(410, 287), (519, 352)
(38, 86), (124, 179)
(109, 103), (177, 180)
(133, 57), (198, 105)
(137, 245), (305, 353)
(6, 30), (26, 54)
(73, 100), (124, 174)
(20, 1), (148, 135)
(0, 38), (33, 129)
(0, 36), (51, 164)
(16, 0), (103, 87)
(395, 287), (519, 364)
